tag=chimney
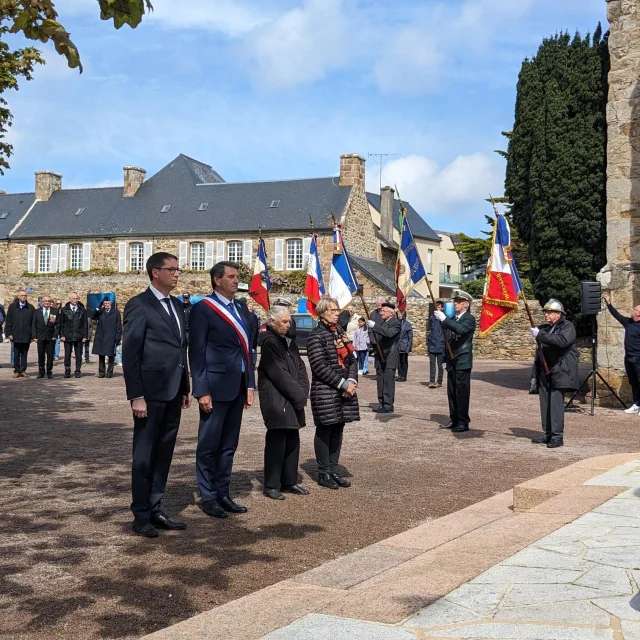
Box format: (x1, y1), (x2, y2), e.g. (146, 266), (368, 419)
(380, 185), (395, 242)
(123, 165), (146, 197)
(339, 153), (365, 187)
(35, 171), (62, 201)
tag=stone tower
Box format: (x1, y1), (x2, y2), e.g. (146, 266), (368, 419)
(597, 0), (640, 400)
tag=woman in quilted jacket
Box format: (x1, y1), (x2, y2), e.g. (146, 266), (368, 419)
(307, 296), (360, 489)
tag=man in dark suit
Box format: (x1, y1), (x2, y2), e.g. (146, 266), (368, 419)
(434, 290), (476, 433)
(32, 295), (59, 379)
(123, 252), (192, 538)
(59, 292), (88, 379)
(367, 302), (401, 413)
(5, 290), (35, 378)
(189, 261), (256, 519)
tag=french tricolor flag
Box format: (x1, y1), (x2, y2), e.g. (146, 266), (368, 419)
(328, 225), (360, 309)
(304, 234), (325, 317)
(249, 238), (271, 311)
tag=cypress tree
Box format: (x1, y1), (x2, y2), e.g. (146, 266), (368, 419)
(505, 27), (608, 313)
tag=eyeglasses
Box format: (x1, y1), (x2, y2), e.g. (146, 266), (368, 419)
(326, 308), (340, 313)
(158, 267), (181, 274)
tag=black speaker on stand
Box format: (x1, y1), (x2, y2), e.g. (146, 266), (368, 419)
(565, 281), (627, 415)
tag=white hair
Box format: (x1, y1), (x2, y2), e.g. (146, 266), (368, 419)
(267, 305), (291, 323)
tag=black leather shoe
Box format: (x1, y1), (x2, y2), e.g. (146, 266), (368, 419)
(47, 374), (53, 379)
(218, 496), (248, 513)
(371, 404), (384, 412)
(547, 439), (564, 448)
(75, 372), (81, 378)
(132, 520), (158, 538)
(532, 436), (551, 444)
(37, 373), (45, 379)
(282, 484), (310, 495)
(263, 488), (285, 500)
(378, 406), (394, 413)
(452, 425), (470, 433)
(64, 372), (71, 378)
(106, 374), (113, 378)
(151, 512), (186, 530)
(439, 422), (456, 429)
(330, 474), (351, 488)
(318, 473), (339, 489)
(201, 499), (228, 518)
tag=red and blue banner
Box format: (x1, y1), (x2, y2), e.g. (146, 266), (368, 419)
(304, 234), (325, 318)
(249, 238), (271, 311)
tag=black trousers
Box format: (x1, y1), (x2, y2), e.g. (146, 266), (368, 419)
(375, 364), (396, 409)
(538, 377), (565, 440)
(98, 355), (115, 377)
(447, 366), (471, 427)
(625, 357), (640, 405)
(131, 392), (183, 522)
(37, 339), (55, 375)
(64, 341), (83, 374)
(429, 352), (444, 384)
(314, 422), (345, 475)
(264, 429), (301, 489)
(13, 342), (30, 374)
(398, 353), (409, 379)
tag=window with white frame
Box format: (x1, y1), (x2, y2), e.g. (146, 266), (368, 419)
(286, 238), (303, 270)
(130, 242), (145, 272)
(190, 242), (205, 271)
(227, 240), (243, 264)
(70, 244), (83, 270)
(427, 249), (433, 274)
(38, 245), (52, 273)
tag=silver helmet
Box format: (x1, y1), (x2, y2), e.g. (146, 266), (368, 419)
(543, 298), (565, 314)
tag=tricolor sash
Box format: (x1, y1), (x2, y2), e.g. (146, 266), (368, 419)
(202, 296), (251, 367)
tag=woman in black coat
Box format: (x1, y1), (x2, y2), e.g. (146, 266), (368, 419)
(258, 305), (310, 500)
(92, 298), (122, 378)
(307, 296), (360, 490)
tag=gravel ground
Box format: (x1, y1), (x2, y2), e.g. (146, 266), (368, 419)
(0, 342), (638, 640)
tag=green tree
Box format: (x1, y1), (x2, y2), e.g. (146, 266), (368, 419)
(0, 0), (152, 173)
(505, 27), (609, 313)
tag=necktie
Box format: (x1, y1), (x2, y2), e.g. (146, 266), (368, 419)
(163, 298), (180, 335)
(44, 309), (49, 322)
(72, 306), (76, 313)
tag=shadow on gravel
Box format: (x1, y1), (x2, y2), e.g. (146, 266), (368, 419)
(508, 427), (543, 440)
(472, 368), (530, 390)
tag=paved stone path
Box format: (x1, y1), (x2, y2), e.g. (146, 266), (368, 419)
(264, 461), (640, 639)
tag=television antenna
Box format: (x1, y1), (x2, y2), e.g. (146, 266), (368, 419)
(368, 152), (401, 194)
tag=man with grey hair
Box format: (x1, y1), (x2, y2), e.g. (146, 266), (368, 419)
(5, 289), (35, 378)
(60, 291), (88, 378)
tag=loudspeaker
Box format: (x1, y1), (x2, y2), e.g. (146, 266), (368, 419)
(580, 281), (601, 315)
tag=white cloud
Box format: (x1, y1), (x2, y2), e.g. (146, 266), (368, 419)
(368, 153), (504, 215)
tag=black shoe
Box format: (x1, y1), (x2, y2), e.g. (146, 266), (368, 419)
(372, 404), (384, 412)
(532, 436), (551, 444)
(99, 374), (105, 379)
(151, 512), (186, 530)
(547, 439), (564, 448)
(218, 496), (248, 513)
(64, 372), (71, 378)
(263, 488), (285, 500)
(318, 473), (340, 489)
(452, 425), (470, 433)
(75, 372), (81, 378)
(378, 406), (394, 413)
(282, 484), (310, 495)
(132, 520), (158, 538)
(106, 373), (113, 378)
(330, 474), (351, 488)
(201, 499), (228, 518)
(47, 374), (53, 379)
(37, 373), (45, 379)
(439, 422), (456, 429)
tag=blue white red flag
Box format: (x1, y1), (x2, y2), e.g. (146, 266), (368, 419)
(395, 213), (426, 313)
(248, 238), (271, 311)
(304, 234), (325, 317)
(328, 225), (360, 309)
(479, 213), (522, 336)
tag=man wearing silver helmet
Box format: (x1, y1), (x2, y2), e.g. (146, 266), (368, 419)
(530, 298), (579, 448)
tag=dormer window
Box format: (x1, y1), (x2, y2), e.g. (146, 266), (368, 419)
(75, 207), (85, 216)
(0, 212), (8, 219)
(270, 200), (280, 208)
(161, 204), (171, 213)
(198, 203), (209, 211)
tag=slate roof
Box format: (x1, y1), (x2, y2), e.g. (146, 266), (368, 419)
(351, 254), (422, 297)
(0, 192), (36, 239)
(435, 230), (461, 245)
(366, 192), (440, 242)
(10, 154), (351, 239)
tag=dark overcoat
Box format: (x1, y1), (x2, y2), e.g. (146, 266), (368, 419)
(443, 312), (476, 370)
(92, 307), (123, 356)
(428, 313), (445, 354)
(60, 302), (88, 342)
(307, 322), (360, 427)
(534, 317), (579, 391)
(5, 301), (35, 343)
(370, 316), (402, 369)
(258, 326), (309, 429)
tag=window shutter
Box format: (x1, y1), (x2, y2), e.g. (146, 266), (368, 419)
(82, 242), (91, 271)
(274, 238), (284, 271)
(243, 239), (253, 266)
(58, 243), (67, 272)
(216, 240), (225, 264)
(143, 241), (153, 262)
(302, 237), (312, 269)
(119, 242), (127, 272)
(179, 241), (188, 268)
(27, 244), (35, 273)
(205, 241), (214, 269)
(50, 244), (59, 273)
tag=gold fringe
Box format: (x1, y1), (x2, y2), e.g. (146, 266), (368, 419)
(478, 307), (519, 338)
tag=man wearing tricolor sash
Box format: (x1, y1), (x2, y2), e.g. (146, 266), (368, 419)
(189, 261), (256, 519)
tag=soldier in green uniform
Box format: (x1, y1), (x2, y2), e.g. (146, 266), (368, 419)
(433, 290), (476, 432)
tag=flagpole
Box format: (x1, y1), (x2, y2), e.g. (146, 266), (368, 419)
(488, 195), (548, 375)
(395, 185), (455, 360)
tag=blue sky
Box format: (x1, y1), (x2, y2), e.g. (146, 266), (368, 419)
(1, 0), (606, 235)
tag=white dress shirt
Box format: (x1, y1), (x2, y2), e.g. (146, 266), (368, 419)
(149, 285), (181, 337)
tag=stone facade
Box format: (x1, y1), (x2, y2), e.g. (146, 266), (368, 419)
(597, 0), (640, 403)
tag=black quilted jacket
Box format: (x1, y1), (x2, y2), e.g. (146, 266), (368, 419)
(307, 322), (360, 427)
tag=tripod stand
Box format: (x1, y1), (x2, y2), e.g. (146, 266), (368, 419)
(565, 315), (626, 415)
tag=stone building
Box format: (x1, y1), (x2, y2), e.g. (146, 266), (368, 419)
(0, 152), (459, 307)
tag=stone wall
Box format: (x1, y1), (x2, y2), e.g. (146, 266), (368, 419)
(341, 185), (379, 260)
